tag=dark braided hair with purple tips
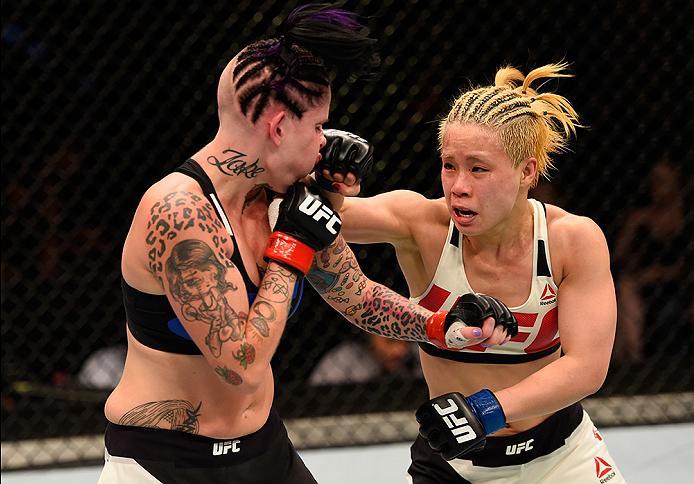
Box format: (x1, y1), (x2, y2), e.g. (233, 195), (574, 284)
(233, 3), (379, 124)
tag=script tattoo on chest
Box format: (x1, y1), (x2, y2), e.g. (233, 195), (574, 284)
(118, 400), (203, 434)
(208, 149), (265, 178)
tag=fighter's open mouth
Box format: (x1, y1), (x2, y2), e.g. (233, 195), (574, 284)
(454, 208), (477, 218)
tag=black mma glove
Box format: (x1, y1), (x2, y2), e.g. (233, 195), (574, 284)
(426, 293), (518, 350)
(315, 129), (374, 192)
(416, 389), (506, 461)
(265, 182), (341, 275)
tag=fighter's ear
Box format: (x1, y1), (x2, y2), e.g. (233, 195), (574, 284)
(267, 110), (287, 147)
(520, 157), (537, 187)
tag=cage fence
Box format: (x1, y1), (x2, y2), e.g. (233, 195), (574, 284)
(2, 0), (692, 471)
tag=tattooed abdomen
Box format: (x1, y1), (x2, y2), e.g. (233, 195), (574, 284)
(118, 400), (203, 434)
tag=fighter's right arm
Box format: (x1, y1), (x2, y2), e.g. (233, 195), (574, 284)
(315, 129), (428, 247)
(140, 189), (296, 393)
(339, 189), (429, 246)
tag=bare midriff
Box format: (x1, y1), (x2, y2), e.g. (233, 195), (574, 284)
(104, 329), (274, 439)
(420, 347), (562, 436)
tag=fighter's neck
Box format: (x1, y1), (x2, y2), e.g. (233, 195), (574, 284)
(462, 199), (534, 260)
(190, 139), (269, 214)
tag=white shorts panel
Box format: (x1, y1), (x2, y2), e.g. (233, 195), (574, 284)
(447, 412), (626, 484)
(97, 449), (161, 484)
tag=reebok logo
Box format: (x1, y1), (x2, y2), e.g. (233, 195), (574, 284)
(212, 440), (241, 456)
(298, 196), (342, 234)
(593, 427), (603, 441)
(539, 284), (556, 305)
(433, 398), (478, 443)
(595, 456), (616, 482)
(505, 438), (534, 455)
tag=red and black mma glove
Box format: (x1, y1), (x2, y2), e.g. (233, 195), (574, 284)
(315, 129), (374, 192)
(416, 389), (507, 460)
(426, 293), (519, 350)
(265, 183), (341, 275)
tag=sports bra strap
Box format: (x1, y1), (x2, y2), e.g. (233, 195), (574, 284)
(174, 159), (255, 290)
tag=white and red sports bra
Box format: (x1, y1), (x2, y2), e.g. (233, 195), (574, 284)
(412, 199), (560, 364)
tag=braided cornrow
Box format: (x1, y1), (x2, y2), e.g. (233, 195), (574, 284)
(456, 90), (483, 119)
(475, 91), (520, 120)
(230, 4), (379, 124)
(233, 40), (327, 123)
(438, 62), (581, 186)
(467, 86), (507, 121)
(489, 98), (533, 125)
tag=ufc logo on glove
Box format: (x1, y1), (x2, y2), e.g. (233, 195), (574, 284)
(298, 196), (341, 234)
(434, 398), (478, 443)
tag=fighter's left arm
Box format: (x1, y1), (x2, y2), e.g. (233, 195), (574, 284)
(306, 236), (510, 348)
(495, 216), (617, 422)
(307, 235), (431, 342)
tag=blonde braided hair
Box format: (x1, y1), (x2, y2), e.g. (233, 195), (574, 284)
(439, 62), (581, 186)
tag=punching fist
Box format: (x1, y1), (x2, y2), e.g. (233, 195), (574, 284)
(315, 129), (373, 192)
(265, 183), (341, 274)
(426, 293), (518, 350)
(416, 390), (506, 460)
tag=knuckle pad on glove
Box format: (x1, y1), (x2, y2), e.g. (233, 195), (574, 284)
(329, 145), (342, 169)
(451, 294), (487, 326)
(321, 129), (372, 179)
(486, 297), (505, 320)
(479, 295), (519, 337)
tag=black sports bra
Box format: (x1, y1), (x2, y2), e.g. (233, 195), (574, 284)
(123, 159), (304, 355)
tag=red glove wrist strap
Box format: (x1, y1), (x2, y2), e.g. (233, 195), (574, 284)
(264, 232), (316, 275)
(426, 310), (448, 348)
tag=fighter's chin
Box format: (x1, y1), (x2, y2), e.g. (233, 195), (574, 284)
(270, 183), (286, 195)
(272, 176), (297, 195)
(455, 219), (491, 239)
(274, 170), (314, 194)
(451, 211), (479, 231)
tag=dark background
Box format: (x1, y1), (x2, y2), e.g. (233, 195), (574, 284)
(2, 0), (692, 449)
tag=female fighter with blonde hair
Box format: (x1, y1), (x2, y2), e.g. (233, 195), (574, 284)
(317, 62), (625, 483)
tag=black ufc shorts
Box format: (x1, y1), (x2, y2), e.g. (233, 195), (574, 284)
(102, 408), (316, 484)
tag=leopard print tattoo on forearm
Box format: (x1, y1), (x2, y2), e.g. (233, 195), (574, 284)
(119, 400), (202, 434)
(356, 285), (428, 340)
(308, 237), (428, 341)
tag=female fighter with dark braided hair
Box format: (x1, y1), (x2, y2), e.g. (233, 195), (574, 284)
(100, 5), (512, 483)
(99, 5), (382, 483)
